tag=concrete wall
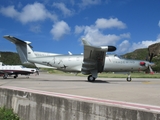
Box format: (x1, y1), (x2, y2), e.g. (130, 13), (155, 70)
(0, 87), (160, 120)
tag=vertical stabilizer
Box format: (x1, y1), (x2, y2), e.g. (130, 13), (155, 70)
(26, 41), (36, 59)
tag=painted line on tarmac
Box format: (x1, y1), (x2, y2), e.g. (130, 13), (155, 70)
(1, 86), (160, 113)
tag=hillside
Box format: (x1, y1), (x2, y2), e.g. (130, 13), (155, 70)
(123, 48), (148, 60)
(0, 52), (21, 65)
(0, 51), (35, 68)
(1, 48), (160, 72)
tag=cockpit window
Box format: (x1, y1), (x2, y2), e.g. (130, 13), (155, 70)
(20, 66), (26, 68)
(114, 55), (120, 59)
(114, 54), (124, 59)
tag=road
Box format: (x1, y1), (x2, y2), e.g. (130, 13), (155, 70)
(0, 72), (160, 106)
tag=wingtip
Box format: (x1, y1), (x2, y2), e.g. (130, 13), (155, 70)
(82, 38), (90, 46)
(3, 35), (10, 38)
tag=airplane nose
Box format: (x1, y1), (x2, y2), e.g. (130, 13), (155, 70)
(140, 61), (146, 66)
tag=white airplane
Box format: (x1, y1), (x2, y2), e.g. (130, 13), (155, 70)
(3, 35), (155, 82)
(0, 62), (38, 79)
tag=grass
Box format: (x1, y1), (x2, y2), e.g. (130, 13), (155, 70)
(43, 69), (160, 78)
(0, 107), (20, 120)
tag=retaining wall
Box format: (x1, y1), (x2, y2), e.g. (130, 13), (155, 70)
(0, 86), (160, 120)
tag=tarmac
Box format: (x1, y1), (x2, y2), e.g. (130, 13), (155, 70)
(0, 72), (160, 106)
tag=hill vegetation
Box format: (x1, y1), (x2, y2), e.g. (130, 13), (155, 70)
(0, 51), (35, 68)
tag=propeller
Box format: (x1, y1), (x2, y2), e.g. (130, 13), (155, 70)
(146, 53), (154, 74)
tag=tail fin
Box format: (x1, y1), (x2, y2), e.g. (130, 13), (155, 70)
(4, 35), (58, 69)
(3, 35), (36, 64)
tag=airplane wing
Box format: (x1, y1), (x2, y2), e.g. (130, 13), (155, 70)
(81, 39), (116, 78)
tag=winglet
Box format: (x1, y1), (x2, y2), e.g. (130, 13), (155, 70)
(82, 38), (91, 46)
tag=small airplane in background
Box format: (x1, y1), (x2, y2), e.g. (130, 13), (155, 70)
(0, 62), (38, 79)
(4, 35), (155, 82)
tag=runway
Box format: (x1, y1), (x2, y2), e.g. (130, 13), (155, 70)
(0, 72), (160, 106)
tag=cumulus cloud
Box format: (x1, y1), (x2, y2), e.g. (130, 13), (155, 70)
(158, 21), (160, 27)
(0, 6), (19, 18)
(50, 21), (71, 40)
(75, 25), (85, 34)
(75, 17), (160, 54)
(0, 2), (57, 24)
(118, 40), (130, 53)
(79, 0), (101, 7)
(130, 39), (160, 52)
(29, 25), (41, 33)
(83, 26), (121, 46)
(53, 2), (74, 17)
(95, 18), (126, 29)
(75, 18), (129, 46)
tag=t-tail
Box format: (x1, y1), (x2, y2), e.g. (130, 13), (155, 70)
(3, 35), (34, 64)
(3, 35), (56, 69)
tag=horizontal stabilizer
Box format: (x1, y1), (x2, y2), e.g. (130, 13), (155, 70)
(3, 35), (33, 48)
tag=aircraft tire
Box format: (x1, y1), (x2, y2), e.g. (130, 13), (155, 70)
(88, 75), (95, 82)
(14, 76), (17, 79)
(126, 77), (132, 82)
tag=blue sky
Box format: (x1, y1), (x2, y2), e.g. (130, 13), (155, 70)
(0, 0), (160, 55)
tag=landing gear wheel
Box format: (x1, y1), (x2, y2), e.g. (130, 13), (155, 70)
(126, 77), (132, 82)
(88, 75), (95, 82)
(14, 76), (17, 79)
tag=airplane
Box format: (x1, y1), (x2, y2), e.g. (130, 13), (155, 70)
(3, 35), (155, 82)
(0, 62), (38, 79)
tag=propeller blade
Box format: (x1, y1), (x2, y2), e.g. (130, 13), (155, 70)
(149, 53), (154, 62)
(149, 65), (154, 74)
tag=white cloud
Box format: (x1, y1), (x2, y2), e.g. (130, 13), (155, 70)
(81, 26), (129, 46)
(158, 21), (160, 27)
(53, 2), (74, 17)
(75, 18), (129, 46)
(50, 21), (71, 40)
(29, 25), (41, 33)
(74, 17), (160, 54)
(0, 6), (19, 18)
(80, 0), (101, 7)
(118, 40), (130, 53)
(0, 2), (57, 24)
(130, 39), (160, 52)
(75, 25), (85, 34)
(95, 18), (126, 29)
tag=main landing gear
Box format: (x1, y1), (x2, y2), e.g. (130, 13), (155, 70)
(14, 74), (18, 79)
(88, 75), (95, 82)
(126, 73), (132, 82)
(3, 73), (8, 79)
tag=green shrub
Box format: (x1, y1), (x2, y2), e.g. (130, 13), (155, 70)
(0, 107), (20, 120)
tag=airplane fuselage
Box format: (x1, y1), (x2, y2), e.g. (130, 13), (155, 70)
(28, 54), (148, 73)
